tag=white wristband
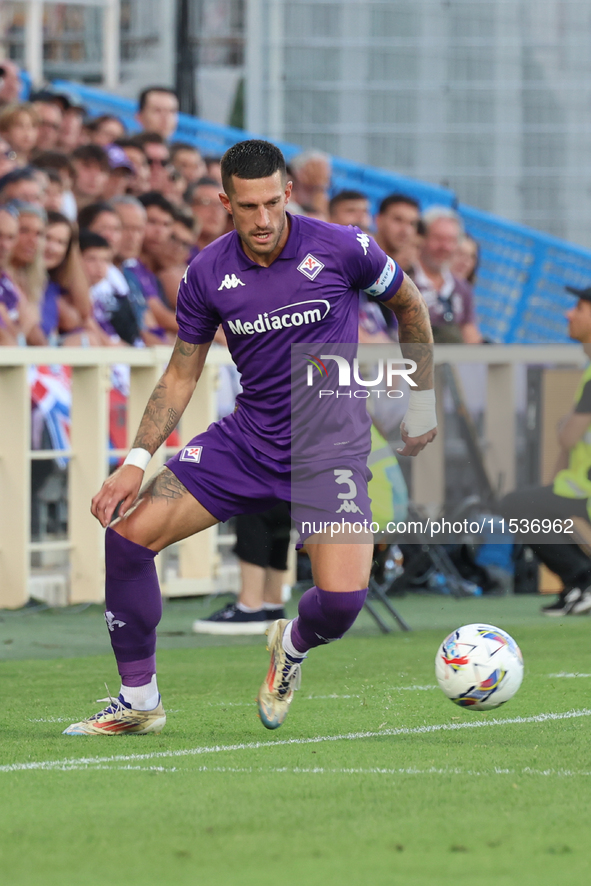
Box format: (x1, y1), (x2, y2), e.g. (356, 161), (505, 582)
(402, 389), (437, 437)
(123, 448), (152, 471)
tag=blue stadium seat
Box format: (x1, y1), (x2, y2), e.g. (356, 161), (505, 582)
(49, 80), (591, 345)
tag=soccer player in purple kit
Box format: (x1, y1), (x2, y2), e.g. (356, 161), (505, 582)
(63, 140), (437, 736)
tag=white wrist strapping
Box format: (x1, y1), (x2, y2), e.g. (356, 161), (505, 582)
(402, 389), (437, 437)
(123, 448), (152, 471)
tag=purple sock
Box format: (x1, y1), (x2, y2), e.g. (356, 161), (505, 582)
(105, 527), (162, 687)
(290, 586), (368, 653)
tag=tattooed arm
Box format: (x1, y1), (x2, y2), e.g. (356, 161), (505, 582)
(382, 273), (434, 391)
(132, 338), (211, 454)
(382, 273), (437, 455)
(91, 338), (212, 526)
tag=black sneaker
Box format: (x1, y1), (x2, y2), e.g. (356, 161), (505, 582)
(541, 587), (591, 616)
(263, 607), (286, 622)
(192, 603), (269, 635)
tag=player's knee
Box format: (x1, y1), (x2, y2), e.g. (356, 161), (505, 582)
(105, 526), (158, 577)
(311, 549), (372, 593)
(110, 512), (164, 552)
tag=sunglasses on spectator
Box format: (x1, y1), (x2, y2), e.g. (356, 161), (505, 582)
(147, 157), (170, 167)
(40, 121), (61, 130)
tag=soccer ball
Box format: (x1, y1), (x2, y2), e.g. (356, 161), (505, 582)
(435, 623), (524, 711)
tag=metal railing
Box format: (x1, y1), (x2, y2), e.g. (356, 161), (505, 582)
(0, 345), (229, 609)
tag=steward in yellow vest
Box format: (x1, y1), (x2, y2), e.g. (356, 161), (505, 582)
(553, 362), (591, 514)
(499, 285), (591, 616)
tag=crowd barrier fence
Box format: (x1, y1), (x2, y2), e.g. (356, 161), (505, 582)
(0, 345), (223, 609)
(1, 343), (586, 609)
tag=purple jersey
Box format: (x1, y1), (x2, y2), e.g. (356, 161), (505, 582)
(123, 258), (161, 300)
(0, 272), (20, 322)
(41, 280), (61, 337)
(176, 213), (403, 462)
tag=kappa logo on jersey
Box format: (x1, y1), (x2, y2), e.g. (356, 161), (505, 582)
(336, 499), (364, 514)
(180, 445), (203, 463)
(218, 273), (245, 290)
(334, 468), (364, 515)
(356, 233), (370, 255)
(297, 253), (325, 281)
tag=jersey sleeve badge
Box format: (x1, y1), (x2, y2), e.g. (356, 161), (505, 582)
(364, 257), (399, 298)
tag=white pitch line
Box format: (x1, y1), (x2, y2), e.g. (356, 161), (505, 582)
(2, 708), (590, 775)
(42, 763), (591, 778)
(547, 673), (591, 678)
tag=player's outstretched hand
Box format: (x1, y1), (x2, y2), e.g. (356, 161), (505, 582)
(396, 422), (438, 457)
(90, 465), (145, 528)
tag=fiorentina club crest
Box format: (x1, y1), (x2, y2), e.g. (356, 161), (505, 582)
(297, 253), (325, 281)
(180, 445), (203, 463)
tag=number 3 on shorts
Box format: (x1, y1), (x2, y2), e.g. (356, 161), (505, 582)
(334, 469), (357, 499)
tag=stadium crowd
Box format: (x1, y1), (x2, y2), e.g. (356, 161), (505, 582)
(0, 67), (485, 619)
(0, 64), (483, 352)
(4, 62), (591, 622)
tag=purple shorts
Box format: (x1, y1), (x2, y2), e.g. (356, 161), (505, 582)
(166, 415), (372, 542)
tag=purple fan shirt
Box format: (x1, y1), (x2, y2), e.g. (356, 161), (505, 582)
(176, 213), (403, 463)
(41, 280), (61, 337)
(0, 271), (20, 321)
(123, 258), (160, 300)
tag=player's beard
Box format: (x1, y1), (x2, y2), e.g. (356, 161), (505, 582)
(244, 213), (286, 256)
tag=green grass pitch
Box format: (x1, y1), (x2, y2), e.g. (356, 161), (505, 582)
(1, 593), (591, 885)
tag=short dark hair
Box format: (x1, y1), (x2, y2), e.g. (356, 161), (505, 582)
(138, 86), (178, 112)
(221, 140), (286, 194)
(85, 113), (125, 134)
(46, 169), (63, 186)
(184, 176), (222, 204)
(114, 137), (146, 155)
(0, 167), (38, 193)
(79, 230), (110, 252)
(138, 190), (175, 218)
(173, 209), (195, 232)
(97, 113), (123, 128)
(30, 150), (75, 177)
(378, 193), (420, 215)
(47, 210), (71, 227)
(29, 89), (64, 107)
(328, 190), (368, 214)
(77, 201), (116, 230)
(170, 141), (201, 159)
(71, 144), (110, 172)
(129, 132), (167, 150)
